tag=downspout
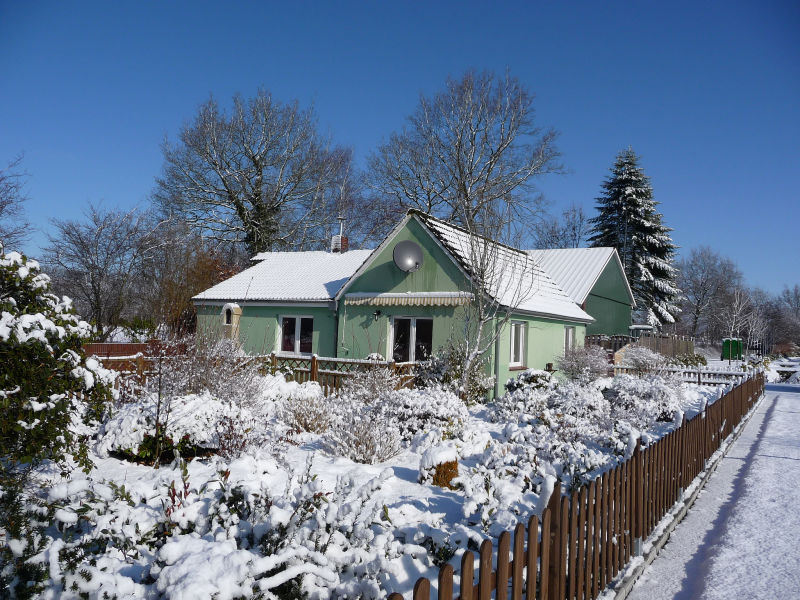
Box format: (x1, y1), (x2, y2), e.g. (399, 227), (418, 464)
(494, 316), (501, 399)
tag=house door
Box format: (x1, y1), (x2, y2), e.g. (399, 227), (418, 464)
(392, 317), (433, 362)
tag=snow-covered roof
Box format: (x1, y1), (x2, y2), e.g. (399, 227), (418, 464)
(414, 213), (593, 323)
(525, 247), (635, 306)
(193, 250), (372, 303)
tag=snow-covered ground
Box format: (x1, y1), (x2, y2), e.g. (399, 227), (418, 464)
(627, 383), (800, 600)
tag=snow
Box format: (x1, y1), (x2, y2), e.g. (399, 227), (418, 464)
(193, 250), (373, 302)
(627, 384), (800, 600)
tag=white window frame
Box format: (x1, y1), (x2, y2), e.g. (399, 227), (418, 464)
(389, 316), (433, 363)
(278, 314), (314, 355)
(510, 320), (526, 368)
(565, 325), (576, 352)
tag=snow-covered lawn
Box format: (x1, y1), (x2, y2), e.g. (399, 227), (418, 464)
(627, 384), (800, 600)
(7, 367), (733, 599)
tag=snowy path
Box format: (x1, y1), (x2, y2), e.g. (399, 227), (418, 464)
(627, 385), (800, 600)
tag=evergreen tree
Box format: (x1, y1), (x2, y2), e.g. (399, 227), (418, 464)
(588, 148), (680, 327)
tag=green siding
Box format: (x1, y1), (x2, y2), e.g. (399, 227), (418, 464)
(584, 259), (633, 336)
(494, 316), (586, 395)
(337, 217), (471, 359)
(196, 304), (337, 356)
(345, 218), (468, 295)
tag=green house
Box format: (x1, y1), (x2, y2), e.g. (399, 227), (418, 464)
(527, 247), (635, 336)
(194, 211), (595, 397)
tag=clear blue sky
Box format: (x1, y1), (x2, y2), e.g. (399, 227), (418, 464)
(1, 1), (798, 293)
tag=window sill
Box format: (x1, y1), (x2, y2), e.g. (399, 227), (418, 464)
(509, 365), (527, 371)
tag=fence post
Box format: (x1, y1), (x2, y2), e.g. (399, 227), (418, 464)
(633, 438), (643, 556)
(270, 351), (277, 370)
(310, 354), (319, 382)
(547, 479), (563, 600)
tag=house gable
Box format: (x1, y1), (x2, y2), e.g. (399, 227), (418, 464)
(585, 256), (634, 336)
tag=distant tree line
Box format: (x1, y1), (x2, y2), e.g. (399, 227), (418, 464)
(1, 69), (797, 352)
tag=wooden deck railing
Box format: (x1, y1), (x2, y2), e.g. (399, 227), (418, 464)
(389, 372), (764, 600)
(94, 352), (416, 396)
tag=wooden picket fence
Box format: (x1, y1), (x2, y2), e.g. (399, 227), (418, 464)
(389, 372), (764, 600)
(612, 365), (748, 386)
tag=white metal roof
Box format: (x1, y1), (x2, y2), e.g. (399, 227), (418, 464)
(416, 214), (594, 323)
(193, 250), (373, 303)
(525, 247), (635, 306)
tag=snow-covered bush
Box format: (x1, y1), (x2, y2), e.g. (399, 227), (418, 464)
(618, 345), (669, 376)
(0, 250), (114, 468)
(504, 368), (555, 394)
(277, 383), (330, 434)
(416, 339), (495, 404)
(324, 403), (402, 464)
(0, 249), (117, 596)
(602, 375), (682, 429)
(557, 345), (610, 382)
(336, 366), (400, 404)
(376, 385), (468, 442)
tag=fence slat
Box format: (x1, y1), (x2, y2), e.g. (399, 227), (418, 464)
(568, 491), (579, 599)
(414, 578), (430, 600)
(497, 531), (510, 599)
(438, 564), (453, 600)
(576, 486), (587, 600)
(478, 539), (493, 599)
(512, 523), (525, 600)
(540, 509), (551, 600)
(461, 550), (474, 600)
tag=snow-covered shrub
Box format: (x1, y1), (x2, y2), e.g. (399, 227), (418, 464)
(602, 375), (682, 429)
(416, 339), (495, 404)
(376, 385), (468, 441)
(669, 352), (708, 367)
(278, 384), (330, 433)
(336, 366), (400, 405)
(0, 250), (114, 468)
(504, 368), (555, 393)
(557, 345), (610, 382)
(618, 345), (669, 376)
(324, 403), (402, 464)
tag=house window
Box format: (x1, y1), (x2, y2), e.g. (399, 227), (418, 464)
(392, 317), (433, 362)
(565, 326), (576, 352)
(510, 321), (526, 367)
(281, 316), (313, 354)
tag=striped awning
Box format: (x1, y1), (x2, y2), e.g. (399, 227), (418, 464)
(344, 292), (473, 307)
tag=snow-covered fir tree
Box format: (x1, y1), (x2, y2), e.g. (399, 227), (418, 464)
(588, 148), (680, 327)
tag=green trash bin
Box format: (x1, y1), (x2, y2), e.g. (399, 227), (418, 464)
(722, 338), (743, 360)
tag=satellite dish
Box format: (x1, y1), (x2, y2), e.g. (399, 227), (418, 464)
(393, 240), (423, 272)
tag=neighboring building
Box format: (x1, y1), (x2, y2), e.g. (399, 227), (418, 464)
(526, 247), (635, 336)
(194, 210), (594, 397)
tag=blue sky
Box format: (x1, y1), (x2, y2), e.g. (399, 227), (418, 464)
(1, 1), (798, 293)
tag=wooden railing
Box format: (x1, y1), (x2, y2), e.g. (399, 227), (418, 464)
(256, 353), (417, 395)
(389, 372), (764, 600)
(613, 365), (748, 386)
(94, 352), (417, 397)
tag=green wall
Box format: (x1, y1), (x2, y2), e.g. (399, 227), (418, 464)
(337, 217), (471, 359)
(196, 303), (337, 356)
(584, 259), (633, 336)
(494, 315), (586, 395)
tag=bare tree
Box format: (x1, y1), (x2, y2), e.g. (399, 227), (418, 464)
(532, 205), (589, 248)
(0, 155), (31, 249)
(676, 246), (743, 340)
(154, 90), (358, 255)
(367, 69), (561, 234)
(43, 203), (161, 340)
(715, 287), (752, 345)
